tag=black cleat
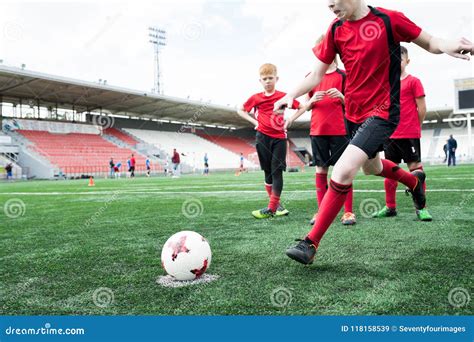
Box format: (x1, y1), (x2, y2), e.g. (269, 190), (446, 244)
(286, 238), (317, 265)
(405, 170), (426, 210)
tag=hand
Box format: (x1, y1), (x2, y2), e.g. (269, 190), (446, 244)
(326, 88), (343, 99)
(307, 91), (326, 109)
(273, 95), (293, 113)
(440, 37), (473, 60)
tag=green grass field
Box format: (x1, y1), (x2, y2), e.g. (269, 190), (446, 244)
(1, 165), (473, 316)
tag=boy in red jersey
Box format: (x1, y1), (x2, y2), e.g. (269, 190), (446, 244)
(285, 35), (355, 226)
(372, 45), (432, 221)
(275, 0), (473, 264)
(237, 63), (301, 218)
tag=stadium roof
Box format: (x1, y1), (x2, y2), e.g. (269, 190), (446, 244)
(0, 65), (453, 129)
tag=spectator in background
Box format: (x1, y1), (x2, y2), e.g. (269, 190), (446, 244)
(5, 163), (13, 180)
(448, 135), (457, 166)
(109, 158), (115, 178)
(171, 148), (181, 178)
(126, 157), (131, 178)
(146, 157), (151, 177)
(203, 153), (209, 176)
(443, 141), (448, 163)
(114, 162), (121, 179)
(130, 154), (136, 177)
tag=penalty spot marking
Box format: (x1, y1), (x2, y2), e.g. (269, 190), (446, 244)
(157, 274), (219, 288)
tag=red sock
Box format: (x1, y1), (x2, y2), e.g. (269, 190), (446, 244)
(315, 173), (328, 208)
(307, 180), (352, 244)
(344, 186), (353, 213)
(268, 194), (280, 212)
(265, 183), (272, 197)
(384, 178), (398, 209)
(378, 159), (417, 189)
(410, 166), (426, 192)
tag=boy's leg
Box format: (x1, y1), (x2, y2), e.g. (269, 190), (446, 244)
(264, 171), (273, 197)
(253, 132), (276, 218)
(269, 138), (288, 216)
(315, 167), (328, 208)
(286, 118), (426, 264)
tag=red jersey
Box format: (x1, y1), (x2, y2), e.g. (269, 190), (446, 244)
(391, 74), (425, 139)
(130, 157), (136, 167)
(172, 152), (180, 164)
(309, 69), (347, 136)
(313, 7), (422, 124)
(243, 90), (300, 139)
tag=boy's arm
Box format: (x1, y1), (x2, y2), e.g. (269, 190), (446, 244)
(284, 106), (307, 131)
(274, 59), (330, 111)
(416, 96), (427, 127)
(237, 106), (258, 128)
(413, 31), (473, 60)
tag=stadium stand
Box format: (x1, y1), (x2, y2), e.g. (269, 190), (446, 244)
(103, 127), (139, 147)
(124, 128), (259, 170)
(16, 130), (153, 176)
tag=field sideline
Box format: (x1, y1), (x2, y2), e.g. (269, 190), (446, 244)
(0, 165), (473, 315)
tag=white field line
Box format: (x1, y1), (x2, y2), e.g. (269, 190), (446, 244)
(1, 189), (473, 196)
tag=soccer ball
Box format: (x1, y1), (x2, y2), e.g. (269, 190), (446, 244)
(161, 231), (212, 281)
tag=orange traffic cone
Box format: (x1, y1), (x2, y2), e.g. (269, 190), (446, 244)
(88, 176), (95, 187)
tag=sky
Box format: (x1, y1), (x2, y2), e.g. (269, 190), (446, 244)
(1, 0), (473, 118)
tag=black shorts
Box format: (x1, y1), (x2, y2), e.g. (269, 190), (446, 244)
(255, 131), (287, 172)
(384, 138), (421, 164)
(310, 135), (349, 167)
(347, 117), (397, 159)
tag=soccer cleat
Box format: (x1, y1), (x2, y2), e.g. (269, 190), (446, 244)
(341, 212), (356, 225)
(405, 170), (426, 210)
(275, 205), (290, 217)
(416, 208), (433, 221)
(309, 213), (317, 226)
(251, 207), (274, 219)
(286, 238), (317, 265)
(372, 206), (397, 218)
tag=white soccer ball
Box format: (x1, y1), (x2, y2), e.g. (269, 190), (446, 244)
(161, 231), (212, 281)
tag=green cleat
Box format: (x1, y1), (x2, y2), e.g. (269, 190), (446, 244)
(275, 205), (289, 217)
(416, 208), (433, 221)
(252, 207), (274, 219)
(372, 206), (397, 218)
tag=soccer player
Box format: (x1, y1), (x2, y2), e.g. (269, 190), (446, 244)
(448, 135), (457, 166)
(372, 46), (432, 221)
(275, 0), (473, 265)
(146, 157), (151, 177)
(203, 153), (209, 176)
(171, 148), (181, 178)
(109, 158), (115, 178)
(285, 36), (356, 226)
(237, 63), (301, 218)
(130, 154), (136, 178)
(126, 157), (131, 178)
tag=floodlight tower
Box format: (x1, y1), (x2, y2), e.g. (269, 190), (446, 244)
(148, 26), (167, 95)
